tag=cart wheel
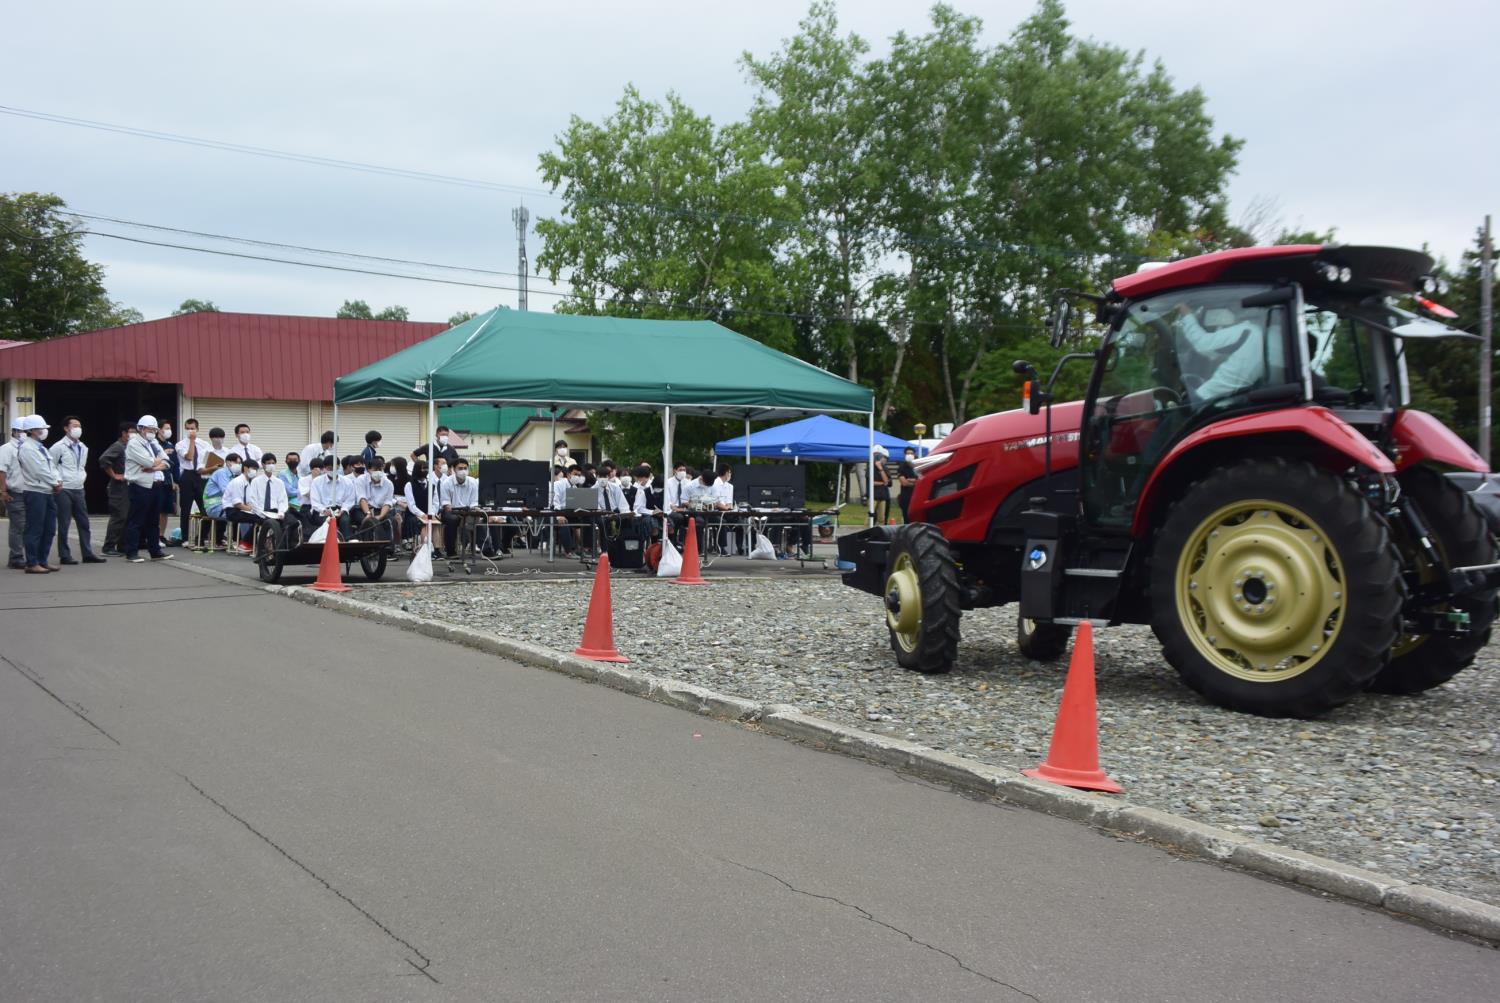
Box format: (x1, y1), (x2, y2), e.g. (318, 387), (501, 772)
(360, 550), (388, 582)
(256, 528), (285, 583)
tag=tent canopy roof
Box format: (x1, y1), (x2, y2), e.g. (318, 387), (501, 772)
(334, 309), (872, 418)
(716, 414), (914, 463)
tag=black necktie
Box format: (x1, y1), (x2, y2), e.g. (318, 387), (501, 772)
(264, 478), (271, 510)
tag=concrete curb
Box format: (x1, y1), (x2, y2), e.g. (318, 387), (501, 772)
(175, 560), (1500, 946)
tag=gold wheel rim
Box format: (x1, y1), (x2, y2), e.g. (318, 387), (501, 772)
(886, 552), (923, 652)
(1175, 499), (1344, 683)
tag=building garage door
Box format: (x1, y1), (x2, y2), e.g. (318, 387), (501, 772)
(317, 403), (427, 458)
(187, 399), (313, 460)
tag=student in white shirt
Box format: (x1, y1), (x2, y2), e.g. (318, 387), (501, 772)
(205, 426), (231, 467)
(232, 422), (262, 463)
(48, 415), (104, 564)
(306, 459), (354, 539)
(438, 458), (479, 556)
(595, 461), (629, 514)
(548, 465), (577, 556)
(247, 455), (294, 547)
(302, 431), (335, 472)
(357, 455), (398, 541)
(221, 458), (263, 552)
(401, 460), (437, 546)
(175, 417), (212, 545)
(710, 463), (738, 555)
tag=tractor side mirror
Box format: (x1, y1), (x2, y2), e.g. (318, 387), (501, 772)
(1049, 298), (1074, 348)
(1013, 359), (1044, 415)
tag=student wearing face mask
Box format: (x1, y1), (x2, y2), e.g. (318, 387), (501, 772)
(595, 461), (629, 514)
(232, 423), (262, 464)
(307, 457), (356, 539)
(417, 426), (460, 468)
(279, 452), (303, 515)
(154, 421), (180, 549)
(547, 464), (578, 557)
(357, 455), (398, 541)
(438, 458), (478, 558)
(203, 452), (240, 549)
(48, 416), (105, 564)
(222, 458), (271, 552)
(553, 439), (578, 470)
(175, 418), (211, 546)
(628, 464), (659, 542)
(301, 430), (335, 471)
(401, 460), (435, 546)
(247, 454), (294, 548)
(205, 427), (231, 467)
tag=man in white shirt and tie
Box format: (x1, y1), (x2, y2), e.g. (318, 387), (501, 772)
(222, 458), (262, 552)
(232, 423), (263, 464)
(175, 417), (210, 545)
(48, 415), (105, 564)
(306, 459), (354, 539)
(123, 414), (171, 563)
(240, 456), (293, 551)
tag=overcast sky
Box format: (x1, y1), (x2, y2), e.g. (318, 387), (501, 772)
(6, 0), (1495, 323)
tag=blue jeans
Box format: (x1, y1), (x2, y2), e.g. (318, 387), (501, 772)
(22, 490), (57, 567)
(123, 483), (162, 558)
(56, 487), (95, 560)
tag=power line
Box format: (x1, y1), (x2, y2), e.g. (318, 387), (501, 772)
(4, 103), (1133, 263)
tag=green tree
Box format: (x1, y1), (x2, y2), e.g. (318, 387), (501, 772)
(337, 300), (408, 321)
(0, 192), (140, 339)
(173, 298), (219, 315)
(743, 1), (882, 383)
(447, 309), (477, 326)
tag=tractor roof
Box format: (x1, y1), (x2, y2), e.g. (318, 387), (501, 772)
(1110, 245), (1437, 300)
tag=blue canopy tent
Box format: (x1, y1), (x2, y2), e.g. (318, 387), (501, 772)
(715, 414), (915, 463)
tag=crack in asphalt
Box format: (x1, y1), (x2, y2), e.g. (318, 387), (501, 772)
(0, 653), (121, 746)
(721, 858), (1041, 1000)
(177, 773), (440, 984)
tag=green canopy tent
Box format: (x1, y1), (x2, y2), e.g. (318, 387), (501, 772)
(333, 308), (879, 522)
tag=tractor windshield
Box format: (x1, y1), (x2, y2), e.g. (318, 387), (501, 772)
(1304, 307), (1395, 410)
(1083, 283), (1293, 526)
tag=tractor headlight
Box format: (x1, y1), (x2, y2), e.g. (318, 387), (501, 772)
(1319, 263), (1341, 283)
(1338, 266), (1352, 283)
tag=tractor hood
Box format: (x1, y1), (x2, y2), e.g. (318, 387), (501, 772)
(930, 401), (1086, 456)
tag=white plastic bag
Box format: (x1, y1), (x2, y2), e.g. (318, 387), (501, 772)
(406, 540), (434, 583)
(308, 521), (329, 544)
(749, 530), (777, 561)
(657, 536), (683, 577)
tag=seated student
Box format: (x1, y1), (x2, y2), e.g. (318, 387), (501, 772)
(357, 455), (398, 541)
(438, 458), (479, 558)
(279, 451), (303, 514)
(299, 456), (325, 535)
(203, 452), (241, 549)
(628, 464), (659, 540)
(307, 458), (355, 539)
(246, 454), (295, 547)
(221, 458), (264, 553)
(595, 461), (629, 514)
(401, 460), (436, 545)
(660, 462), (693, 546)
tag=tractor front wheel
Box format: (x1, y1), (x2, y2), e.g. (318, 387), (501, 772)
(884, 523), (961, 674)
(1149, 458), (1402, 717)
(1370, 466), (1498, 694)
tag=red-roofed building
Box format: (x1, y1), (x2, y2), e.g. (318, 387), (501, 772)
(0, 312), (447, 511)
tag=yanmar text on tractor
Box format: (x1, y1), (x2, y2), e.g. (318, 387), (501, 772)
(840, 245), (1499, 718)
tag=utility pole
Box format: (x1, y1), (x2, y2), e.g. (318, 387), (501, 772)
(1482, 214), (1494, 467)
(512, 204), (530, 312)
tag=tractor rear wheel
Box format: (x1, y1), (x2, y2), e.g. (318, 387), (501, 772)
(884, 523), (961, 674)
(1149, 458), (1402, 717)
(1370, 466), (1498, 694)
(1016, 614), (1071, 662)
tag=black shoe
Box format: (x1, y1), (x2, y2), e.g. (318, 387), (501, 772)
(60, 558), (79, 565)
(7, 560), (24, 570)
(82, 555), (107, 564)
(101, 548), (122, 556)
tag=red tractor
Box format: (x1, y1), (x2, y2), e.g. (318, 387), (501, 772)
(840, 245), (1498, 717)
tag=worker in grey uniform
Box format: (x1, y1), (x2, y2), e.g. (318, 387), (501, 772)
(1, 414), (26, 569)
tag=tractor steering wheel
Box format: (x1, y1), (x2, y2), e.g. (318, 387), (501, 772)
(1152, 386), (1183, 409)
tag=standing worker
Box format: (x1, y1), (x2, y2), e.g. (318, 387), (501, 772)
(49, 416), (105, 564)
(98, 422), (133, 555)
(122, 415), (171, 563)
(176, 418), (209, 546)
(896, 446), (918, 524)
(15, 415), (62, 573)
(1, 415), (26, 569)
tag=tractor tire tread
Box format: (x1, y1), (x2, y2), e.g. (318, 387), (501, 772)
(888, 523), (961, 674)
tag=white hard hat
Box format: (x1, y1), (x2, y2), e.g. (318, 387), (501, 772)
(8, 414), (22, 430)
(23, 414), (48, 431)
(873, 444), (887, 456)
(137, 414), (159, 429)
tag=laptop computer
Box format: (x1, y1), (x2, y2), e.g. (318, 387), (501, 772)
(565, 486), (599, 510)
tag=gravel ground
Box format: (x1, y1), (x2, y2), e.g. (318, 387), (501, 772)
(363, 575), (1500, 907)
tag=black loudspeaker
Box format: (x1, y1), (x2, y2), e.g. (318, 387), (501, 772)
(731, 463), (806, 508)
(606, 532), (645, 568)
(478, 459), (549, 508)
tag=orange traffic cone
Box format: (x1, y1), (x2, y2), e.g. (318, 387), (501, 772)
(309, 515), (351, 593)
(574, 553), (628, 662)
(673, 517), (707, 586)
(1023, 621), (1121, 793)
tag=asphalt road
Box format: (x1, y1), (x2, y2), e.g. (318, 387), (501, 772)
(1, 561), (1496, 1002)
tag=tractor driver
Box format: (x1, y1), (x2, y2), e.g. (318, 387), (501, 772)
(1170, 303), (1273, 403)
